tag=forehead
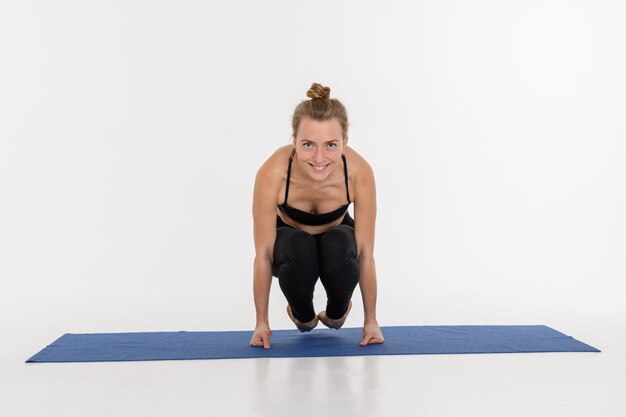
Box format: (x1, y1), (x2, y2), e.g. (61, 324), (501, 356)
(297, 117), (342, 141)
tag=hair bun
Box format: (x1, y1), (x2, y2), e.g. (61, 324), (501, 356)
(306, 83), (331, 100)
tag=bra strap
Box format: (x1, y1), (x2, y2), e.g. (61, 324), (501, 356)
(283, 148), (295, 204)
(342, 153), (351, 203)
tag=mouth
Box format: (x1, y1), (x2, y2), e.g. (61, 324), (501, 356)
(309, 163), (330, 172)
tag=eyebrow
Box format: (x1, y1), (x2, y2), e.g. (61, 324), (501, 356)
(301, 139), (339, 143)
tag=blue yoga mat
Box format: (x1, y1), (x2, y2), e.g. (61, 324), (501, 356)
(26, 325), (600, 363)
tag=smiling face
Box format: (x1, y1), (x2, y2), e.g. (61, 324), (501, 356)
(292, 117), (348, 182)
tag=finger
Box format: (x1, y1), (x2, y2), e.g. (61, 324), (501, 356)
(360, 335), (386, 346)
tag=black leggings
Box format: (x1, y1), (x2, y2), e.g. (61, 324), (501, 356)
(272, 212), (359, 323)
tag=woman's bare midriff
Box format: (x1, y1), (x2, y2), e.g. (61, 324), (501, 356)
(276, 209), (347, 235)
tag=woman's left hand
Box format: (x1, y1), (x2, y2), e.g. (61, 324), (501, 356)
(359, 321), (385, 346)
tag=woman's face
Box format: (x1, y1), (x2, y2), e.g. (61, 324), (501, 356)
(293, 117), (348, 181)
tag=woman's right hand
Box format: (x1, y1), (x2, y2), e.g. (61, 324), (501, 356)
(250, 322), (272, 349)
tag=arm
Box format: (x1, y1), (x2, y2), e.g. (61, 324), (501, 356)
(358, 256), (378, 324)
(251, 166), (278, 324)
(353, 162), (383, 332)
(253, 256), (273, 324)
(250, 164), (279, 348)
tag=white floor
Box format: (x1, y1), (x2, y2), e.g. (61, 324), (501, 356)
(2, 291), (624, 417)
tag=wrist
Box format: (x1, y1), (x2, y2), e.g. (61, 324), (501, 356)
(256, 317), (269, 326)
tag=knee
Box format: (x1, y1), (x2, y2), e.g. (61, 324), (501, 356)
(274, 231), (319, 279)
(283, 231), (318, 262)
(318, 226), (357, 259)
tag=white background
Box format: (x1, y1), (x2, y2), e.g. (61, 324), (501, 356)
(1, 1), (624, 416)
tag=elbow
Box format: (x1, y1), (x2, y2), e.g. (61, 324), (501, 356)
(254, 254), (273, 267)
(357, 252), (374, 262)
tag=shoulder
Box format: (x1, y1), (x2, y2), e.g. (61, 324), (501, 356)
(255, 145), (291, 183)
(344, 146), (375, 206)
(253, 146), (291, 219)
(344, 146), (375, 184)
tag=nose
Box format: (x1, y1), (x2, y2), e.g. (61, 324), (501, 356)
(314, 147), (325, 163)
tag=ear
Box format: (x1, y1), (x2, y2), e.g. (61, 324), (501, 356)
(343, 135), (349, 148)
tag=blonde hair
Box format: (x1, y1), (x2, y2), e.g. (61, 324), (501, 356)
(291, 83), (349, 142)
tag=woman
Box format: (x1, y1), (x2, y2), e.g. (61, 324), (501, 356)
(249, 83), (384, 349)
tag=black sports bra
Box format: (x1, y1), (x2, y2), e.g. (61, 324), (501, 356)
(277, 148), (351, 226)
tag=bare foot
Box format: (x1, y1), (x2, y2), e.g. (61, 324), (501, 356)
(286, 304), (319, 333)
(318, 300), (352, 329)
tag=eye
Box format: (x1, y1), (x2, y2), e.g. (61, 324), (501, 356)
(302, 142), (337, 149)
